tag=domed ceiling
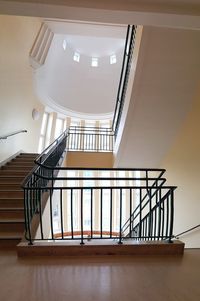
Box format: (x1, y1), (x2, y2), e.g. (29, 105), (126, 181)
(34, 21), (126, 119)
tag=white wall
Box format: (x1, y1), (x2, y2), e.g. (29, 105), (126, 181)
(0, 15), (44, 163)
(161, 87), (200, 248)
(114, 26), (200, 168)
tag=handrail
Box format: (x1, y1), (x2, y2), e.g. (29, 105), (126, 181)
(22, 129), (69, 187)
(121, 169), (166, 234)
(0, 129), (27, 140)
(174, 224), (200, 238)
(35, 129), (69, 165)
(112, 25), (136, 135)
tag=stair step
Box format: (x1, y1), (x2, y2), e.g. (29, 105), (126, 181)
(19, 153), (38, 156)
(0, 198), (24, 208)
(0, 219), (24, 232)
(0, 170), (30, 176)
(0, 232), (22, 248)
(17, 154), (38, 159)
(0, 176), (25, 184)
(3, 165), (34, 171)
(0, 208), (24, 219)
(0, 190), (23, 198)
(0, 231), (22, 239)
(8, 162), (34, 167)
(0, 184), (22, 190)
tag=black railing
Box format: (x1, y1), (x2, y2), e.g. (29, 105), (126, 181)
(66, 25), (136, 152)
(174, 224), (200, 239)
(68, 126), (114, 152)
(112, 25), (136, 136)
(22, 129), (69, 240)
(23, 144), (176, 245)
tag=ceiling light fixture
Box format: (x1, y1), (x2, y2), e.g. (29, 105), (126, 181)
(91, 57), (98, 67)
(110, 54), (117, 64)
(73, 52), (80, 62)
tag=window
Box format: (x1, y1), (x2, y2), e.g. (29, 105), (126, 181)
(54, 118), (64, 139)
(38, 112), (49, 153)
(73, 52), (80, 62)
(110, 54), (117, 64)
(45, 114), (53, 148)
(91, 57), (98, 67)
(63, 39), (67, 51)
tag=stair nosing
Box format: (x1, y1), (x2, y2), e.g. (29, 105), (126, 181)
(0, 207), (24, 211)
(0, 218), (25, 223)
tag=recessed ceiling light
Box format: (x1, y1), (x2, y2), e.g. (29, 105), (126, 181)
(110, 54), (117, 64)
(73, 52), (80, 62)
(91, 57), (98, 67)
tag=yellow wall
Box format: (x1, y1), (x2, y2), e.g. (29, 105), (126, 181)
(66, 151), (113, 168)
(161, 87), (200, 248)
(0, 15), (44, 163)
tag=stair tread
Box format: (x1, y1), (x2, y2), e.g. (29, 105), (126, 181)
(0, 218), (24, 223)
(0, 189), (23, 192)
(0, 232), (23, 239)
(0, 197), (23, 199)
(0, 208), (24, 211)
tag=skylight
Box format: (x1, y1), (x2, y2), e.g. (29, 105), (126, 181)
(91, 57), (98, 67)
(110, 54), (117, 64)
(73, 52), (80, 62)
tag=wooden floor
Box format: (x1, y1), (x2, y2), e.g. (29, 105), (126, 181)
(0, 249), (199, 301)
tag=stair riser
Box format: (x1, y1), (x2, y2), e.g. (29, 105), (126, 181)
(0, 185), (21, 190)
(0, 191), (23, 198)
(0, 210), (24, 219)
(13, 158), (35, 162)
(3, 166), (33, 171)
(18, 153), (38, 156)
(0, 171), (29, 176)
(0, 199), (24, 208)
(0, 178), (24, 184)
(0, 239), (21, 248)
(0, 222), (24, 232)
(16, 156), (37, 160)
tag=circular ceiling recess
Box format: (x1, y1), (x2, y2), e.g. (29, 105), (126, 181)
(34, 21), (127, 119)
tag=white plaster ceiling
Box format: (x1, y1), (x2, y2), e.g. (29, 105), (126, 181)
(34, 22), (126, 119)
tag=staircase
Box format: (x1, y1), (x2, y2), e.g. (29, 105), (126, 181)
(0, 153), (37, 248)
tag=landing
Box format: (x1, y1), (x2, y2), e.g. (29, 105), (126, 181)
(0, 249), (199, 301)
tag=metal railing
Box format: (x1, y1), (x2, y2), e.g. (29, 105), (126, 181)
(0, 129), (27, 140)
(23, 131), (176, 245)
(122, 188), (175, 242)
(112, 25), (136, 136)
(22, 129), (69, 237)
(68, 126), (114, 152)
(174, 224), (200, 239)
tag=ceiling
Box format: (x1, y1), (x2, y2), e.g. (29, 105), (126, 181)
(35, 21), (126, 119)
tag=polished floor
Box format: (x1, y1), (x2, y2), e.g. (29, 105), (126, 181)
(0, 249), (199, 301)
